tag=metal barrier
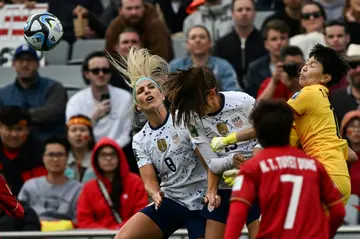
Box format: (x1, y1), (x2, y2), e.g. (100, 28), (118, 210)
(0, 227), (359, 239)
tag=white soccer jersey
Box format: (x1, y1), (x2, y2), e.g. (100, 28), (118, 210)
(189, 91), (258, 188)
(133, 113), (207, 210)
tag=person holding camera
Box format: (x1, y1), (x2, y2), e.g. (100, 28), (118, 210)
(257, 46), (304, 101)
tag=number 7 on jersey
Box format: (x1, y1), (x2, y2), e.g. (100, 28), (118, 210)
(280, 174), (303, 229)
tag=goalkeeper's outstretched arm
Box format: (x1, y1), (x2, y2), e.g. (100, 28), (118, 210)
(211, 128), (256, 152)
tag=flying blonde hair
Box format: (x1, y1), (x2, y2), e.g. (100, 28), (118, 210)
(109, 46), (169, 91)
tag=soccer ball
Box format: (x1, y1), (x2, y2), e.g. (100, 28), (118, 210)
(23, 12), (63, 51)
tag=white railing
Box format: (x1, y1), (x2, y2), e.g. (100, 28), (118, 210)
(0, 227), (359, 238)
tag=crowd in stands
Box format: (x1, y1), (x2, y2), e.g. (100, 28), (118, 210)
(0, 0), (360, 233)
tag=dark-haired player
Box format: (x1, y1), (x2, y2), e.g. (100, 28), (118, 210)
(212, 44), (354, 204)
(224, 100), (345, 239)
(164, 67), (261, 239)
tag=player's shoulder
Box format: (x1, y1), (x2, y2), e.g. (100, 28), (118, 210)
(133, 123), (151, 144)
(222, 91), (255, 105)
(291, 85), (323, 100)
(222, 91), (253, 99)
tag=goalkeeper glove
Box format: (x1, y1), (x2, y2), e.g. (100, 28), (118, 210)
(223, 169), (240, 187)
(210, 132), (238, 152)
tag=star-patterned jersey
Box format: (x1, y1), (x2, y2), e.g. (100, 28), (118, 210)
(133, 112), (207, 210)
(189, 92), (258, 188)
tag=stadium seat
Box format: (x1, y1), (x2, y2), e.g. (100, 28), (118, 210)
(254, 11), (274, 30)
(345, 194), (360, 225)
(45, 40), (70, 65)
(172, 33), (187, 59)
(39, 65), (86, 88)
(0, 66), (85, 98)
(70, 39), (106, 63)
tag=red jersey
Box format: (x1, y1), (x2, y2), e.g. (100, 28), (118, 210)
(230, 146), (342, 239)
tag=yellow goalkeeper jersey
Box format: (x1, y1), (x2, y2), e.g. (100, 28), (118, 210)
(287, 84), (349, 176)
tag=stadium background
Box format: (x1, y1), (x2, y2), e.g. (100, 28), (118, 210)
(0, 0), (359, 238)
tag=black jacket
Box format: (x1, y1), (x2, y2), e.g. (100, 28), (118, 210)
(214, 28), (267, 88)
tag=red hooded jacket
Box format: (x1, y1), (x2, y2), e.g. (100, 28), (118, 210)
(76, 138), (148, 229)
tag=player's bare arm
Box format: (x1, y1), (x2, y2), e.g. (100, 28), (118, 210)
(139, 164), (163, 209)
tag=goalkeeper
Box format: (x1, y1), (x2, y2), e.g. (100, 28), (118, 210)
(212, 44), (355, 205)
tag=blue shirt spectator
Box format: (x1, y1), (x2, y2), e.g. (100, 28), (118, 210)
(0, 44), (67, 141)
(170, 25), (241, 92)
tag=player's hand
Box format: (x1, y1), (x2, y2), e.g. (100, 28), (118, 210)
(92, 100), (111, 122)
(233, 153), (245, 169)
(271, 62), (284, 84)
(151, 191), (164, 210)
(223, 169), (240, 187)
(204, 191), (221, 211)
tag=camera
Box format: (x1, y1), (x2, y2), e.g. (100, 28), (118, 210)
(283, 62), (300, 78)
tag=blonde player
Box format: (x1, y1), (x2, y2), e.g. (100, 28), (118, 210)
(110, 47), (208, 239)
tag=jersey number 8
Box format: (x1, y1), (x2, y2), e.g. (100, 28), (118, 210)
(164, 157), (177, 172)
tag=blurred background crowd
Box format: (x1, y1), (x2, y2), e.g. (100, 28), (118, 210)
(0, 0), (360, 233)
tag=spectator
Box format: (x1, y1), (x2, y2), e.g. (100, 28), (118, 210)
(18, 136), (82, 231)
(0, 44), (67, 141)
(325, 20), (350, 56)
(257, 45), (303, 101)
(341, 111), (360, 199)
(183, 0), (233, 42)
(214, 0), (267, 88)
(170, 25), (241, 91)
(324, 20), (350, 91)
(0, 203), (41, 232)
(156, 0), (192, 33)
(255, 0), (284, 11)
(65, 51), (137, 174)
(44, 0), (104, 44)
(245, 19), (289, 98)
(76, 138), (148, 229)
(316, 0), (345, 21)
(0, 106), (46, 196)
(330, 44), (360, 123)
(105, 0), (174, 62)
(115, 28), (142, 57)
(290, 1), (327, 58)
(261, 0), (302, 37)
(344, 0), (360, 44)
(109, 28), (142, 91)
(72, 5), (108, 39)
(65, 115), (96, 184)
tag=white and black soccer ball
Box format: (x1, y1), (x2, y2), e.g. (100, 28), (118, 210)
(23, 12), (63, 51)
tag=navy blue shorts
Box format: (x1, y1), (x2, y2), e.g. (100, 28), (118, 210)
(201, 189), (260, 225)
(140, 197), (205, 239)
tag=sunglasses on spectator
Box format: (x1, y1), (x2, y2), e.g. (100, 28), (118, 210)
(349, 61), (360, 69)
(301, 12), (322, 20)
(89, 68), (111, 75)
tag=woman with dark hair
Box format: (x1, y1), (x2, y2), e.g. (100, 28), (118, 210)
(290, 1), (327, 58)
(344, 0), (360, 44)
(164, 66), (261, 239)
(76, 137), (148, 229)
(65, 115), (96, 183)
